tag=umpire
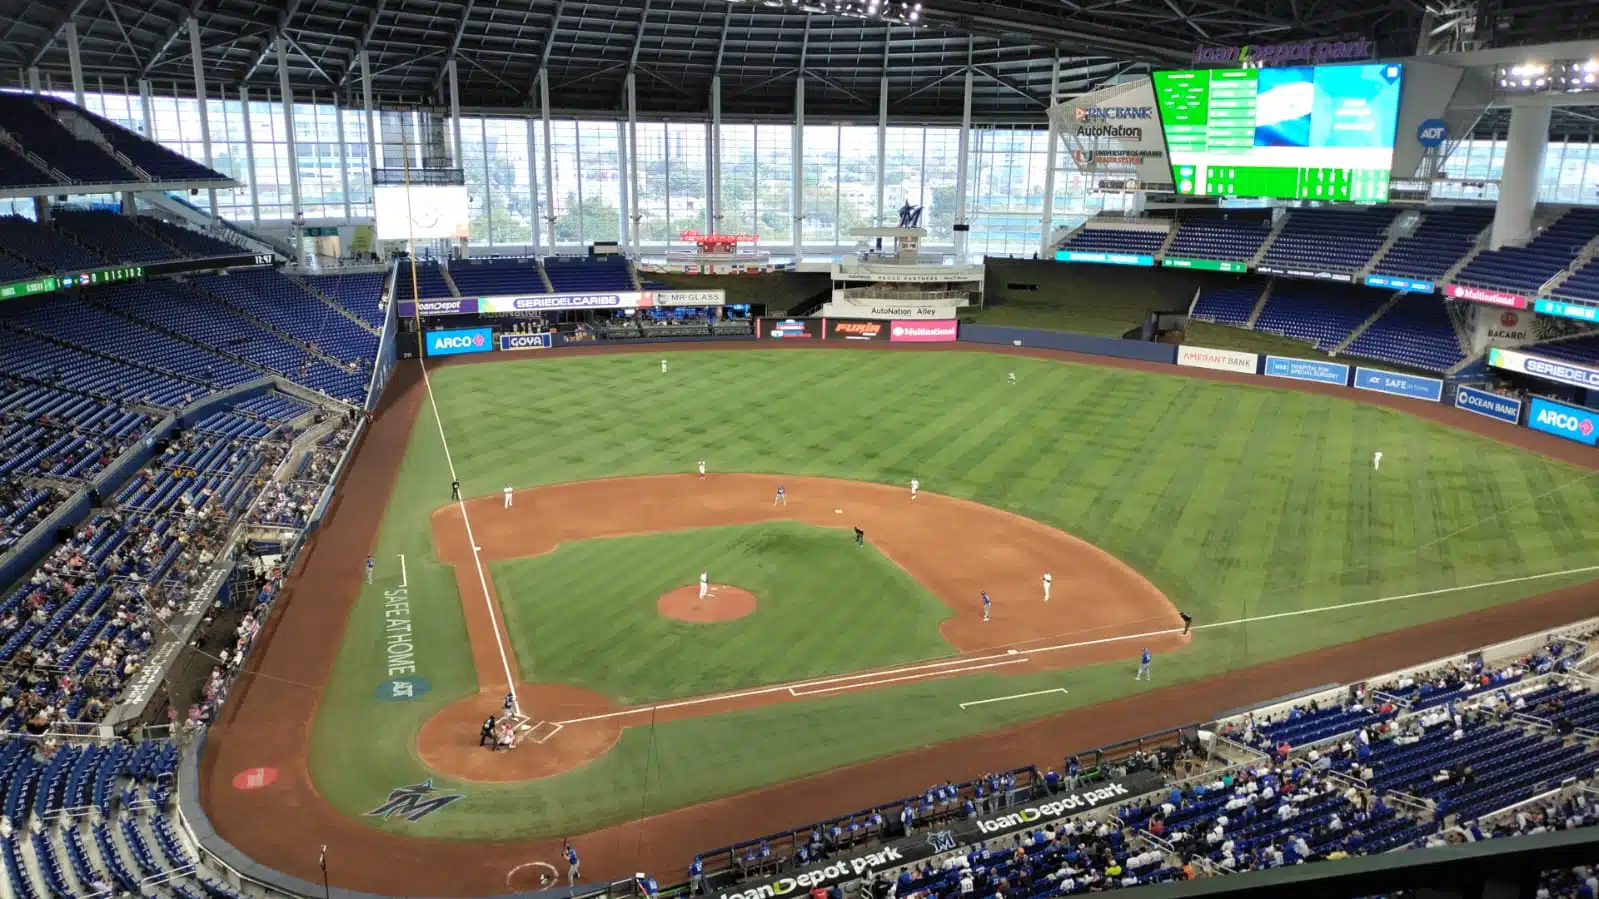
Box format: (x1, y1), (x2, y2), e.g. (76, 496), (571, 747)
(479, 715), (495, 747)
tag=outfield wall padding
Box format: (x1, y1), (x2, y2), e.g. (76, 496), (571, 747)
(958, 325), (1179, 364)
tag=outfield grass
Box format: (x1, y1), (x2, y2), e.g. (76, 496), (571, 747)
(492, 523), (955, 704)
(309, 349), (1599, 840)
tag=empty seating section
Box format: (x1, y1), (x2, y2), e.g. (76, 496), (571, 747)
(301, 272), (388, 327)
(1189, 287), (1261, 326)
(0, 216), (105, 271)
(1371, 207), (1494, 282)
(0, 98), (131, 184)
(1552, 255), (1599, 303)
(1059, 227), (1166, 257)
(0, 255), (38, 282)
(1166, 218), (1270, 261)
(1455, 208), (1599, 294)
(448, 258), (546, 295)
(52, 211), (183, 265)
(0, 95), (229, 188)
(138, 218), (240, 258)
(1253, 286), (1390, 351)
(543, 256), (634, 292)
(1260, 208), (1398, 274)
(1342, 294), (1465, 372)
(191, 269), (378, 367)
(1527, 334), (1599, 365)
(397, 261), (454, 299)
(0, 143), (55, 190)
(67, 103), (228, 184)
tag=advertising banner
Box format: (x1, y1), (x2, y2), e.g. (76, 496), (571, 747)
(1162, 258), (1248, 273)
(1353, 366), (1444, 402)
(1045, 78), (1174, 190)
(1263, 356), (1350, 386)
(0, 275), (59, 301)
(1176, 345), (1259, 374)
(1489, 347), (1599, 390)
(1365, 274), (1435, 293)
(425, 327), (494, 357)
(1534, 300), (1599, 324)
(1191, 37), (1375, 67)
(761, 318), (821, 339)
(397, 298), (481, 318)
(458, 290), (727, 314)
(498, 333), (553, 351)
(1472, 306), (1539, 348)
(1253, 265), (1354, 283)
(1528, 397), (1598, 446)
(1055, 249), (1155, 267)
(826, 320), (889, 341)
(1454, 386), (1523, 424)
(890, 320), (959, 343)
(1445, 283), (1527, 309)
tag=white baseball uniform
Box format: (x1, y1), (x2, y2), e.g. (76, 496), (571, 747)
(661, 359), (668, 373)
(1008, 372), (1016, 384)
(698, 460), (706, 478)
(699, 571), (709, 599)
(1373, 451), (1383, 471)
(503, 486), (513, 508)
(910, 479), (919, 499)
(1043, 573), (1052, 602)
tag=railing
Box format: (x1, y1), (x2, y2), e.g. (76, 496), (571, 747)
(838, 287), (970, 302)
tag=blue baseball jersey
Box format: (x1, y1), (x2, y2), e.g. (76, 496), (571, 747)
(366, 557), (373, 568)
(982, 592), (991, 606)
(1141, 649), (1151, 665)
(777, 485), (785, 494)
(566, 846), (579, 865)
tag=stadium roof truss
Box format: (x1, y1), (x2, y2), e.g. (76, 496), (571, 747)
(4, 0), (1599, 130)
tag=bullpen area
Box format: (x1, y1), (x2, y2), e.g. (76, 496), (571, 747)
(200, 344), (1599, 896)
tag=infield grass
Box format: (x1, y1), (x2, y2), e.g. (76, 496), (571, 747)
(309, 348), (1599, 841)
(492, 522), (955, 704)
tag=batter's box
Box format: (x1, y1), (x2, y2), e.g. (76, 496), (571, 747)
(523, 721), (563, 744)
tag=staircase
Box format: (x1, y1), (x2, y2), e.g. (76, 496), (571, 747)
(141, 192), (284, 258)
(1251, 218), (1287, 266)
(0, 126), (67, 184)
(1543, 234), (1599, 296)
(285, 273), (382, 335)
(1047, 222), (1087, 255)
(184, 282), (355, 371)
(1444, 300), (1475, 357)
(1155, 227), (1179, 259)
(1331, 292), (1404, 354)
(1359, 232), (1401, 277)
(1244, 278), (1276, 328)
(537, 260), (555, 293)
(439, 265), (462, 297)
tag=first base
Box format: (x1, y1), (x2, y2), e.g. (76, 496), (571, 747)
(834, 509), (842, 514)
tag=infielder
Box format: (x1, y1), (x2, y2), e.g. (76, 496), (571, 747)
(1042, 572), (1052, 602)
(503, 485), (513, 508)
(774, 484), (786, 506)
(451, 479), (460, 500)
(697, 460), (706, 479)
(910, 478), (919, 499)
(661, 359), (669, 374)
(698, 570), (709, 600)
(1373, 450), (1383, 471)
(1136, 647), (1152, 681)
(981, 591), (992, 622)
(565, 844), (580, 884)
(365, 555), (374, 584)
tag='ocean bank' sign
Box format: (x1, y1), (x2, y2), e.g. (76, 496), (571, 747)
(1353, 367), (1444, 402)
(1527, 397), (1598, 446)
(1454, 386), (1522, 424)
(1263, 356), (1350, 386)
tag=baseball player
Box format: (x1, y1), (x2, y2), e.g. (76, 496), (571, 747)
(565, 844), (581, 884)
(981, 591), (991, 622)
(910, 478), (919, 500)
(697, 460), (706, 479)
(774, 484), (786, 506)
(1008, 371), (1017, 385)
(854, 527), (865, 547)
(503, 485), (513, 508)
(1136, 647), (1152, 681)
(1042, 572), (1052, 602)
(661, 359), (669, 374)
(502, 691), (516, 717)
(451, 479), (460, 500)
(1180, 611), (1193, 635)
(699, 570), (709, 600)
(365, 555), (374, 584)
(1373, 450), (1383, 471)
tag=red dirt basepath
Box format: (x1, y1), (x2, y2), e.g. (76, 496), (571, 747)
(659, 585), (757, 623)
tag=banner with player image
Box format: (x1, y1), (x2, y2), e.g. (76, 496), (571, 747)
(759, 317), (821, 339)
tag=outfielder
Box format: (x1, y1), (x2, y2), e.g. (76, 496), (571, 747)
(774, 484), (786, 506)
(1373, 450), (1383, 471)
(697, 460), (706, 479)
(365, 555), (374, 585)
(1008, 372), (1017, 385)
(698, 570), (709, 600)
(1042, 572), (1052, 602)
(503, 485), (513, 508)
(1136, 647), (1152, 681)
(910, 478), (919, 499)
(981, 591), (991, 622)
(661, 359), (669, 374)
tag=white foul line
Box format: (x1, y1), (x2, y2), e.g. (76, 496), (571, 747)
(788, 659), (1027, 697)
(549, 563), (1599, 727)
(960, 688), (1068, 709)
(396, 553), (408, 588)
(418, 359), (524, 712)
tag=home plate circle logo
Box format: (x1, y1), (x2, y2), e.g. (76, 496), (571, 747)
(232, 767), (279, 791)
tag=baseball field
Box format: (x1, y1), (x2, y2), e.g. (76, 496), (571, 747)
(201, 343), (1599, 894)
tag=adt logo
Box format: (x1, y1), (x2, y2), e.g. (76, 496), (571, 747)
(1417, 119), (1448, 148)
(375, 676), (430, 702)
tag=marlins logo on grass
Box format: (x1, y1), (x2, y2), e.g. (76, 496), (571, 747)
(365, 779), (465, 822)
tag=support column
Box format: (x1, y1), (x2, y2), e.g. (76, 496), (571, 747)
(65, 22), (85, 107)
(953, 66), (973, 261)
(277, 37), (303, 250)
(138, 79), (154, 137)
(1490, 105), (1551, 250)
(335, 100), (352, 220)
(359, 51), (378, 174)
(240, 87), (260, 225)
(709, 75), (722, 233)
(188, 18), (217, 218)
(26, 67), (41, 94)
(539, 69), (557, 250)
(615, 121), (630, 252)
(792, 74), (805, 260)
(625, 72), (641, 250)
(525, 112), (543, 255)
(876, 75), (888, 226)
(1039, 56), (1062, 258)
(447, 59), (463, 167)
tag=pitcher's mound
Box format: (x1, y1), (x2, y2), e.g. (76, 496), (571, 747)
(659, 585), (757, 623)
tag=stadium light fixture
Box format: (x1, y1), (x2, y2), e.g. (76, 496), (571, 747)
(728, 0), (926, 25)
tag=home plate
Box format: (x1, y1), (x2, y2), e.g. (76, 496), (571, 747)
(474, 546), (483, 551)
(834, 509), (842, 514)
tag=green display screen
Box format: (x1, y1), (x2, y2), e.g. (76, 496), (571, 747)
(0, 276), (59, 301)
(1153, 64), (1403, 202)
(1161, 257), (1249, 272)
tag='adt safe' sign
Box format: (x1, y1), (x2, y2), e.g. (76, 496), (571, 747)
(1417, 119), (1448, 149)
